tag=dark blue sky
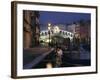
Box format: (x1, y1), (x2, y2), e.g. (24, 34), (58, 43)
(39, 11), (90, 25)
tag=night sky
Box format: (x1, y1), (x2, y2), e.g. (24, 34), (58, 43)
(39, 11), (90, 25)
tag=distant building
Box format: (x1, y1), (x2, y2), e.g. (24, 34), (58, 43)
(79, 20), (91, 44)
(23, 10), (40, 48)
(67, 21), (90, 43)
(54, 24), (67, 30)
(67, 24), (76, 34)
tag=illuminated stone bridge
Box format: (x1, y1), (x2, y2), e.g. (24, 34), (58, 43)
(39, 28), (74, 43)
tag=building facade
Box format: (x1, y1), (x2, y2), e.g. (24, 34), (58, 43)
(76, 20), (91, 44)
(23, 10), (40, 48)
(67, 21), (90, 43)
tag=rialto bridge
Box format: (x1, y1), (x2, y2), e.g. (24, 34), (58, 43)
(39, 26), (74, 44)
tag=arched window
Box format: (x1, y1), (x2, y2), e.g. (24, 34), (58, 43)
(41, 32), (44, 36)
(70, 34), (73, 37)
(68, 33), (70, 36)
(66, 32), (68, 36)
(60, 31), (62, 34)
(45, 32), (47, 35)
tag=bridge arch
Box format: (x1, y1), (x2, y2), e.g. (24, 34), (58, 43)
(39, 29), (74, 43)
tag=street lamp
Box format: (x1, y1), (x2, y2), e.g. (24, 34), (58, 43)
(48, 23), (51, 46)
(54, 26), (60, 47)
(48, 23), (51, 27)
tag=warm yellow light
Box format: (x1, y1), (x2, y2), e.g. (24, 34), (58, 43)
(46, 62), (52, 68)
(46, 39), (51, 43)
(48, 23), (51, 30)
(48, 26), (51, 30)
(48, 23), (51, 26)
(54, 26), (60, 33)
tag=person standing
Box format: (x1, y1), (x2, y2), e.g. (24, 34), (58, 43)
(55, 47), (63, 67)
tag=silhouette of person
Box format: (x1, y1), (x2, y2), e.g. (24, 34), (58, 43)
(55, 47), (63, 67)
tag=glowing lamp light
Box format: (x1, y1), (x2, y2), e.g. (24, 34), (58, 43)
(48, 23), (51, 30)
(54, 26), (60, 33)
(48, 23), (51, 26)
(46, 62), (52, 68)
(48, 26), (51, 30)
(46, 39), (51, 43)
